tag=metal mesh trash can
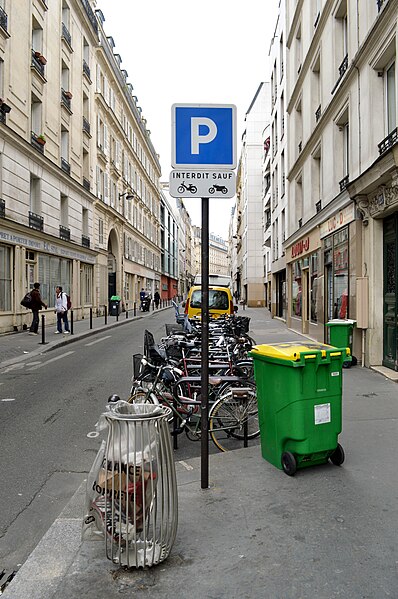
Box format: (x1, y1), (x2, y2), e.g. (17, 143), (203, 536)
(90, 402), (178, 567)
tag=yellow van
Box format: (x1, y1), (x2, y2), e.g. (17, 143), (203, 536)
(184, 285), (236, 319)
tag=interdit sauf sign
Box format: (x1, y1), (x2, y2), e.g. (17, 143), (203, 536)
(169, 104), (237, 198)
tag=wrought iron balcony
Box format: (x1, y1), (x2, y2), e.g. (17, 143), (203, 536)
(29, 211), (44, 231)
(0, 6), (8, 32)
(81, 0), (98, 36)
(61, 158), (71, 175)
(82, 234), (90, 248)
(59, 225), (70, 241)
(378, 127), (398, 155)
(0, 110), (6, 124)
(61, 89), (72, 112)
(339, 54), (348, 78)
(83, 177), (90, 191)
(62, 22), (72, 48)
(315, 105), (321, 122)
(0, 199), (5, 218)
(31, 131), (45, 154)
(31, 50), (45, 77)
(314, 11), (320, 28)
(83, 59), (91, 80)
(298, 218), (302, 228)
(316, 200), (322, 213)
(339, 175), (349, 192)
(82, 116), (91, 136)
(377, 0), (386, 11)
(298, 141), (302, 153)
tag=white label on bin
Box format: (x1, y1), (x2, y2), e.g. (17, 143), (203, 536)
(331, 372), (340, 377)
(314, 403), (331, 425)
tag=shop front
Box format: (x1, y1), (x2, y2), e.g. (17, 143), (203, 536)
(286, 230), (322, 339)
(0, 225), (96, 333)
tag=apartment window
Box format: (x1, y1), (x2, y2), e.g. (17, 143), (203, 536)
(32, 16), (43, 54)
(295, 24), (302, 74)
(30, 174), (41, 213)
(295, 174), (303, 227)
(60, 194), (68, 226)
(334, 1), (348, 78)
(61, 128), (69, 162)
(98, 217), (104, 245)
(312, 144), (322, 210)
(386, 61), (396, 134)
(281, 151), (285, 197)
(82, 207), (89, 236)
(295, 97), (303, 155)
(343, 123), (349, 177)
(336, 106), (349, 187)
(312, 52), (321, 122)
(280, 34), (284, 82)
(31, 93), (42, 135)
(280, 93), (285, 138)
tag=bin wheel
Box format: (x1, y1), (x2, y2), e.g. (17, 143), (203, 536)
(281, 451), (297, 476)
(329, 443), (345, 466)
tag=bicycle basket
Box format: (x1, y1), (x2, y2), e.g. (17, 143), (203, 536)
(165, 323), (184, 336)
(143, 329), (167, 365)
(132, 353), (156, 382)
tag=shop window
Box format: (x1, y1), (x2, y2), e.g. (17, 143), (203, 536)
(292, 260), (302, 318)
(38, 255), (71, 306)
(310, 252), (319, 323)
(81, 263), (93, 304)
(333, 228), (349, 318)
(0, 245), (11, 311)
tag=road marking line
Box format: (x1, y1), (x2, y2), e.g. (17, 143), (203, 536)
(27, 351), (75, 370)
(85, 336), (112, 347)
(178, 460), (194, 471)
(3, 364), (25, 374)
(1, 398), (16, 402)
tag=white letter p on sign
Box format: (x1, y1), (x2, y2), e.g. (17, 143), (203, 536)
(191, 117), (217, 155)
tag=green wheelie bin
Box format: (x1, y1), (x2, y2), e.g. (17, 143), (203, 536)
(249, 342), (350, 476)
(326, 319), (356, 367)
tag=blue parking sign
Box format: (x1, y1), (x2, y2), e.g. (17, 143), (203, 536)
(172, 104), (237, 169)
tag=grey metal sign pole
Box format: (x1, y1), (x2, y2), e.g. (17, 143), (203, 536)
(201, 196), (209, 489)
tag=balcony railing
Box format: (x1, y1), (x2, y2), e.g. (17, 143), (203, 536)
(314, 11), (320, 28)
(59, 225), (70, 241)
(315, 105), (321, 122)
(339, 175), (349, 192)
(0, 110), (6, 124)
(377, 0), (386, 11)
(29, 211), (44, 231)
(62, 22), (72, 48)
(82, 234), (90, 248)
(378, 127), (398, 155)
(316, 200), (322, 213)
(83, 59), (91, 80)
(81, 0), (98, 36)
(83, 177), (90, 191)
(31, 50), (45, 77)
(83, 116), (91, 135)
(0, 6), (8, 32)
(31, 131), (45, 154)
(61, 89), (72, 112)
(0, 199), (5, 218)
(61, 158), (71, 175)
(298, 141), (302, 153)
(298, 218), (302, 228)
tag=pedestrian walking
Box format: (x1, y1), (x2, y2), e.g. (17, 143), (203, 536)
(154, 291), (160, 309)
(29, 282), (47, 335)
(140, 287), (146, 311)
(54, 286), (70, 334)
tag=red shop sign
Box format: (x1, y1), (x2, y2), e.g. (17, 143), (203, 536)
(291, 237), (310, 259)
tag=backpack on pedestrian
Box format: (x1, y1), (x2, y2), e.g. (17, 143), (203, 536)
(20, 292), (32, 308)
(65, 293), (72, 310)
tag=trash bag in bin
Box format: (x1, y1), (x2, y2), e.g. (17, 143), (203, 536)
(82, 401), (178, 567)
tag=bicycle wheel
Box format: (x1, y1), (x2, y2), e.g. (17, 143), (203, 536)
(209, 385), (259, 452)
(127, 388), (157, 404)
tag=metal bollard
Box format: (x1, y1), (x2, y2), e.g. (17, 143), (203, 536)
(126, 309), (128, 319)
(90, 307), (93, 329)
(40, 314), (47, 345)
(152, 300), (154, 312)
(134, 302), (136, 317)
(70, 310), (74, 335)
(105, 305), (108, 325)
(100, 403), (178, 567)
(116, 308), (119, 322)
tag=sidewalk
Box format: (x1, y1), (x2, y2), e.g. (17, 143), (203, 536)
(3, 309), (398, 598)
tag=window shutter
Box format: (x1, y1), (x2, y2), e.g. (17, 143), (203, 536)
(104, 124), (109, 156)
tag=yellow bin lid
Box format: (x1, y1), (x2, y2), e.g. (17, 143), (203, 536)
(251, 341), (339, 361)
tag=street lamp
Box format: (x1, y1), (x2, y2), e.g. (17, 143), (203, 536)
(118, 191), (135, 218)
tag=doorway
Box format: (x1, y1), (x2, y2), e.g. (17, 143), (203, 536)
(383, 213), (398, 370)
(302, 268), (310, 334)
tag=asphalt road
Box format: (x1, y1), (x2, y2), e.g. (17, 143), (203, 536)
(0, 310), (211, 575)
